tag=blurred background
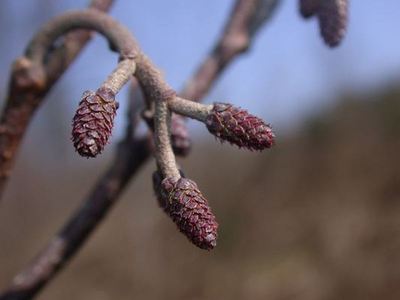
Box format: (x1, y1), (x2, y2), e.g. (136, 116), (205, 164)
(1, 1), (400, 299)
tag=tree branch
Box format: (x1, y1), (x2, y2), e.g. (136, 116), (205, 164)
(101, 59), (137, 94)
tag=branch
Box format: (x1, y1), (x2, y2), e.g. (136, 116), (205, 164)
(153, 91), (180, 179)
(25, 11), (137, 63)
(0, 0), (115, 200)
(168, 97), (212, 122)
(101, 59), (137, 94)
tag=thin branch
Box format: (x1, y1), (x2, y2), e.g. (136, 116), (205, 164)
(168, 97), (212, 122)
(0, 0), (115, 200)
(25, 11), (137, 64)
(153, 92), (180, 179)
(101, 59), (137, 94)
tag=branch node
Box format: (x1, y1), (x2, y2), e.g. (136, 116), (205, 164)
(11, 57), (47, 94)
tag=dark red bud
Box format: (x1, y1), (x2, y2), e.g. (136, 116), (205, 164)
(318, 0), (348, 47)
(71, 87), (118, 158)
(299, 0), (319, 18)
(171, 114), (191, 157)
(153, 173), (218, 250)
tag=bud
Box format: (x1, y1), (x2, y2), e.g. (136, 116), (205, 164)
(318, 0), (348, 47)
(299, 0), (319, 19)
(72, 87), (118, 158)
(171, 114), (191, 156)
(153, 174), (218, 250)
(206, 103), (275, 151)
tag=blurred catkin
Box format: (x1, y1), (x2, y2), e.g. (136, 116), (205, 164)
(171, 114), (191, 156)
(299, 0), (319, 18)
(318, 0), (348, 47)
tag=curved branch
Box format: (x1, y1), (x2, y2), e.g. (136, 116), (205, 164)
(26, 10), (137, 64)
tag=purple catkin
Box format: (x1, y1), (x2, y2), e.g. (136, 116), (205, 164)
(299, 0), (319, 18)
(206, 103), (275, 151)
(318, 0), (348, 47)
(170, 114), (191, 156)
(140, 112), (191, 157)
(153, 173), (218, 250)
(72, 87), (118, 158)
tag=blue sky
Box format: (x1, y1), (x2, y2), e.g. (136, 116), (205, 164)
(1, 0), (400, 137)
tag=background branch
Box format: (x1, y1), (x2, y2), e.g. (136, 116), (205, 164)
(181, 0), (280, 100)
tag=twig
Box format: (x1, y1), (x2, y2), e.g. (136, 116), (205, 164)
(0, 1), (281, 298)
(168, 97), (212, 122)
(153, 91), (180, 179)
(0, 0), (115, 200)
(101, 59), (137, 94)
(25, 11), (137, 63)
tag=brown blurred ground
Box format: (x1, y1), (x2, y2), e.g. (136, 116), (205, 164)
(1, 86), (400, 300)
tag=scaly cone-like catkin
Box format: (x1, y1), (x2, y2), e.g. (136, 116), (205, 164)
(299, 0), (319, 18)
(318, 0), (348, 47)
(72, 87), (118, 158)
(206, 103), (275, 151)
(152, 172), (218, 250)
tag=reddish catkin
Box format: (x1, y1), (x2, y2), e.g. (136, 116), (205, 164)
(170, 114), (191, 156)
(71, 87), (118, 158)
(299, 0), (319, 18)
(318, 0), (348, 47)
(206, 103), (275, 151)
(153, 173), (218, 250)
